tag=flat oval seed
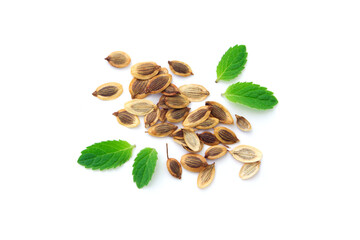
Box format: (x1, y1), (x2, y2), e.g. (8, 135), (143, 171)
(129, 78), (149, 99)
(206, 101), (234, 124)
(105, 51), (131, 68)
(183, 128), (202, 152)
(171, 129), (184, 139)
(131, 62), (161, 80)
(195, 117), (220, 130)
(205, 145), (227, 160)
(230, 145), (263, 163)
(197, 163), (215, 189)
(165, 94), (190, 109)
(214, 127), (239, 144)
(158, 67), (169, 75)
(168, 60), (194, 76)
(166, 144), (182, 179)
(235, 114), (252, 132)
(166, 107), (190, 123)
(145, 74), (172, 94)
(239, 162), (261, 180)
(183, 106), (212, 127)
(124, 99), (155, 116)
(173, 138), (203, 153)
(179, 84), (209, 102)
(197, 132), (220, 146)
(146, 123), (178, 137)
(112, 109), (139, 128)
(144, 107), (160, 128)
(162, 83), (180, 96)
(180, 154), (208, 172)
(92, 82), (123, 100)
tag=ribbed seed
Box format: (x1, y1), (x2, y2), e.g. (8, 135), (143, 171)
(105, 51), (131, 68)
(157, 95), (169, 109)
(173, 138), (203, 153)
(144, 107), (160, 128)
(165, 94), (190, 109)
(235, 114), (252, 132)
(166, 107), (190, 123)
(179, 84), (209, 102)
(92, 82), (123, 100)
(158, 67), (169, 75)
(197, 132), (220, 146)
(112, 109), (139, 128)
(171, 129), (184, 139)
(197, 163), (215, 189)
(146, 123), (178, 137)
(230, 145), (263, 163)
(239, 162), (261, 180)
(205, 145), (227, 160)
(124, 99), (155, 116)
(131, 62), (161, 80)
(162, 83), (180, 96)
(129, 78), (149, 99)
(214, 127), (239, 144)
(183, 128), (201, 152)
(158, 108), (168, 122)
(168, 60), (194, 76)
(206, 101), (233, 124)
(180, 154), (208, 172)
(145, 74), (172, 94)
(195, 117), (219, 130)
(183, 106), (212, 127)
(166, 144), (182, 179)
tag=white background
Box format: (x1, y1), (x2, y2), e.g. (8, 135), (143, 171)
(1, 0), (359, 239)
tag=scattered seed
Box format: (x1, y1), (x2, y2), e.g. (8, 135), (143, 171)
(166, 107), (190, 123)
(146, 123), (178, 137)
(206, 101), (234, 124)
(230, 145), (263, 163)
(105, 51), (131, 68)
(171, 129), (184, 139)
(165, 94), (190, 109)
(129, 78), (149, 99)
(131, 62), (161, 80)
(162, 83), (180, 96)
(235, 114), (252, 132)
(197, 132), (220, 146)
(158, 108), (168, 122)
(239, 161), (261, 180)
(157, 95), (169, 109)
(174, 138), (203, 153)
(124, 99), (156, 116)
(145, 74), (172, 94)
(214, 127), (239, 144)
(181, 154), (208, 172)
(166, 143), (182, 179)
(179, 84), (209, 102)
(183, 106), (212, 127)
(144, 107), (160, 128)
(183, 128), (202, 152)
(112, 109), (140, 128)
(168, 60), (193, 76)
(92, 82), (123, 100)
(158, 67), (169, 75)
(195, 117), (219, 130)
(197, 163), (215, 189)
(204, 145), (227, 160)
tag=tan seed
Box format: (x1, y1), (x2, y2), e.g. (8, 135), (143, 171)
(158, 67), (169, 75)
(235, 114), (252, 132)
(168, 60), (193, 76)
(105, 51), (131, 68)
(183, 128), (202, 152)
(173, 138), (203, 153)
(230, 145), (263, 163)
(166, 107), (190, 123)
(206, 101), (234, 124)
(239, 162), (261, 180)
(146, 123), (178, 137)
(165, 94), (190, 109)
(171, 129), (184, 139)
(124, 99), (155, 116)
(144, 107), (160, 128)
(92, 82), (123, 100)
(112, 109), (139, 128)
(166, 144), (182, 179)
(158, 108), (168, 122)
(183, 106), (212, 128)
(162, 83), (180, 96)
(197, 163), (215, 189)
(145, 74), (172, 94)
(197, 132), (220, 146)
(180, 154), (208, 172)
(214, 127), (239, 144)
(129, 78), (149, 99)
(205, 145), (227, 160)
(131, 62), (161, 80)
(195, 117), (219, 130)
(179, 84), (209, 102)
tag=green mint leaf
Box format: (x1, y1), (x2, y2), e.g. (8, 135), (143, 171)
(78, 140), (135, 170)
(222, 82), (278, 110)
(132, 148), (158, 189)
(216, 45), (248, 82)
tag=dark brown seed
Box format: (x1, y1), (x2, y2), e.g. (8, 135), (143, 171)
(197, 132), (220, 146)
(235, 114), (252, 132)
(131, 62), (161, 80)
(112, 109), (140, 128)
(105, 51), (131, 68)
(144, 107), (160, 128)
(183, 106), (212, 127)
(97, 86), (118, 96)
(204, 145), (227, 160)
(146, 123), (178, 137)
(214, 127), (239, 144)
(129, 78), (149, 99)
(206, 101), (233, 124)
(195, 117), (220, 130)
(197, 163), (215, 189)
(93, 82), (123, 100)
(166, 144), (182, 179)
(166, 107), (190, 123)
(165, 94), (190, 109)
(180, 154), (208, 172)
(171, 129), (184, 139)
(145, 74), (172, 94)
(158, 108), (168, 122)
(157, 95), (169, 109)
(168, 60), (194, 76)
(162, 83), (180, 96)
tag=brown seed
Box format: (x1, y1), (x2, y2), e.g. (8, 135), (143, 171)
(166, 143), (182, 179)
(205, 101), (234, 124)
(179, 84), (209, 102)
(112, 109), (140, 128)
(235, 114), (252, 132)
(129, 78), (149, 99)
(180, 154), (208, 172)
(105, 51), (131, 68)
(162, 83), (180, 96)
(197, 163), (215, 189)
(197, 132), (220, 146)
(214, 127), (239, 144)
(144, 107), (160, 128)
(158, 67), (169, 75)
(92, 82), (123, 100)
(171, 129), (184, 139)
(195, 117), (220, 130)
(158, 108), (168, 122)
(239, 162), (261, 180)
(146, 123), (178, 137)
(124, 99), (155, 116)
(166, 107), (190, 123)
(183, 128), (202, 152)
(183, 106), (212, 128)
(145, 74), (172, 94)
(173, 138), (204, 153)
(204, 145), (227, 160)
(165, 94), (190, 109)
(131, 62), (161, 80)
(230, 145), (262, 163)
(168, 60), (194, 76)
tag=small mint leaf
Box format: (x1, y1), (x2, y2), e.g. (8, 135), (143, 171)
(216, 45), (248, 82)
(132, 148), (158, 189)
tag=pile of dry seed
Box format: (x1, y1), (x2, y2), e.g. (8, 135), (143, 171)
(93, 51), (263, 189)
